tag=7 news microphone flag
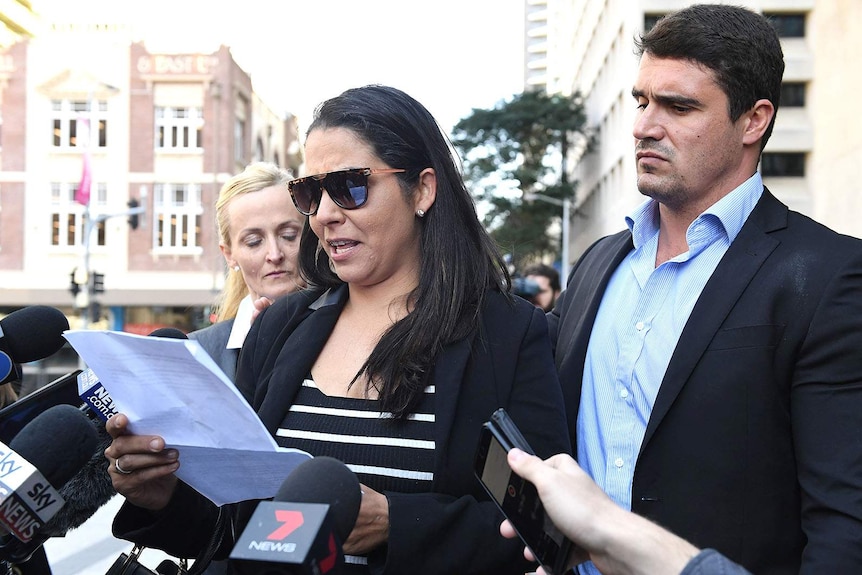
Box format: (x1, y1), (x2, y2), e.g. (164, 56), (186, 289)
(230, 457), (362, 574)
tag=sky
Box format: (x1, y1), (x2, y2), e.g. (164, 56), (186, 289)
(38, 0), (527, 136)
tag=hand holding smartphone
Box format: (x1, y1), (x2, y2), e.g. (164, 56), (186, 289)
(474, 408), (573, 575)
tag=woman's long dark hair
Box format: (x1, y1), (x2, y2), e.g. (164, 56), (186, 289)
(298, 85), (511, 418)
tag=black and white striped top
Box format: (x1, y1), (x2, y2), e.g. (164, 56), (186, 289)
(273, 377), (436, 572)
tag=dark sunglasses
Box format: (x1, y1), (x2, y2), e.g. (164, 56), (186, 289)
(287, 168), (406, 216)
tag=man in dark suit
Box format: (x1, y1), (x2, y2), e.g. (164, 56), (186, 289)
(548, 5), (862, 574)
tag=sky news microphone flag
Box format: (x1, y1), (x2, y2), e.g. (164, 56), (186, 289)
(0, 404), (98, 545)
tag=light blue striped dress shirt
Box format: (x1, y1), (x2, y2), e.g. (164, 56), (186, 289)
(575, 174), (763, 575)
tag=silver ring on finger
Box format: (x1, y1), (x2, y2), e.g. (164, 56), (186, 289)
(115, 458), (132, 475)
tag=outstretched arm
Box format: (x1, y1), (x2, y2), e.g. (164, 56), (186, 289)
(501, 448), (701, 575)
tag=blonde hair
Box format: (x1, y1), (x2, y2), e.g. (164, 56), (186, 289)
(212, 162), (294, 322)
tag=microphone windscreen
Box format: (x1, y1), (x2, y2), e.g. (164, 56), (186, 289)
(0, 306), (70, 363)
(274, 456), (362, 541)
(40, 420), (116, 536)
(9, 404), (99, 489)
(147, 327), (188, 340)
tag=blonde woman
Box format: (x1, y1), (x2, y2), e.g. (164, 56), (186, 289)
(189, 162), (305, 378)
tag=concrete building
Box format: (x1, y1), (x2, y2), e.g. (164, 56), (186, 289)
(0, 10), (301, 383)
(526, 0), (862, 262)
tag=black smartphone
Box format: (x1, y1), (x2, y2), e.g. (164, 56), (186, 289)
(474, 408), (572, 575)
(0, 370), (84, 444)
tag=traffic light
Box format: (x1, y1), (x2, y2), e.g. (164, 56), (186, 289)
(91, 272), (105, 294)
(128, 198), (140, 230)
(88, 301), (102, 322)
(69, 270), (80, 297)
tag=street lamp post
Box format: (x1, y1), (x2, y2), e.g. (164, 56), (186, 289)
(523, 192), (571, 288)
(77, 203), (147, 331)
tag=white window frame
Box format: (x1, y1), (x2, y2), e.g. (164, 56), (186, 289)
(234, 116), (245, 163)
(52, 100), (108, 149)
(50, 182), (107, 249)
(155, 106), (203, 150)
(152, 183), (203, 254)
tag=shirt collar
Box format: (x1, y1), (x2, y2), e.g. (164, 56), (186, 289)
(225, 295), (254, 349)
(625, 172), (764, 248)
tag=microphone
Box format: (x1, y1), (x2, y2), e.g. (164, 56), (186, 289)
(147, 327), (189, 340)
(0, 306), (70, 386)
(0, 327), (190, 563)
(38, 420), (114, 539)
(230, 457), (362, 574)
(0, 404), (98, 551)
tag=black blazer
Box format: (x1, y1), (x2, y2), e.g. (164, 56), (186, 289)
(548, 189), (862, 574)
(115, 286), (571, 575)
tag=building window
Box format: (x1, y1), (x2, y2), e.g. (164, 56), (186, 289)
(52, 100), (108, 148)
(153, 183), (202, 252)
(780, 82), (806, 107)
(765, 13), (806, 38)
(643, 14), (666, 32)
(234, 117), (246, 163)
(761, 152), (805, 177)
(155, 107), (203, 150)
(50, 182), (107, 247)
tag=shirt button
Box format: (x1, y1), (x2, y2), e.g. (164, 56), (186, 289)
(635, 321), (645, 331)
(614, 457), (624, 468)
(620, 388), (630, 399)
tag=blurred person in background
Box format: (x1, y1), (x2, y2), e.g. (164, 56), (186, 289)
(522, 263), (561, 312)
(189, 162), (306, 378)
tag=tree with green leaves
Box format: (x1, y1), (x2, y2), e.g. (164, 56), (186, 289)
(451, 89), (592, 271)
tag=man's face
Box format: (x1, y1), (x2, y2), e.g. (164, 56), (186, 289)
(632, 53), (750, 215)
(526, 274), (557, 312)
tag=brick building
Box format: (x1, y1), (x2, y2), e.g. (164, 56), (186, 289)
(0, 18), (302, 383)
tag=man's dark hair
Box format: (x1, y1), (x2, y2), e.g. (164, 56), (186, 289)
(635, 4), (785, 151)
(522, 263), (561, 294)
(299, 84), (510, 418)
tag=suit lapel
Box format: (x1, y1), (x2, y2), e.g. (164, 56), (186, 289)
(557, 231), (633, 436)
(429, 335), (473, 471)
(641, 190), (788, 449)
(256, 291), (346, 434)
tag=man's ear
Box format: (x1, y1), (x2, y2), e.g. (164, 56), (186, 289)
(742, 98), (775, 146)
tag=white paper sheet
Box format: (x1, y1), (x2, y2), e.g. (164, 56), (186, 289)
(63, 329), (311, 506)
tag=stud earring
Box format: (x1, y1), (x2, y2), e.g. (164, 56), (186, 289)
(416, 209), (426, 218)
(233, 265), (240, 272)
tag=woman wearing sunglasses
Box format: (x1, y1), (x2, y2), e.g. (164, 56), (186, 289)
(106, 85), (571, 575)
